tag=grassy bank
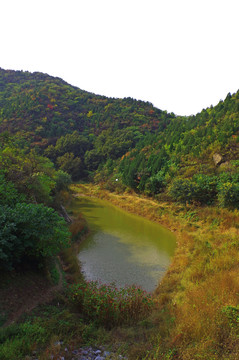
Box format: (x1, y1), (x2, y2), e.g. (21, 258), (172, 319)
(1, 184), (238, 359)
(0, 192), (156, 360)
(71, 184), (239, 360)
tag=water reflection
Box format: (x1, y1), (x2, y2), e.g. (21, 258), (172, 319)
(71, 197), (176, 292)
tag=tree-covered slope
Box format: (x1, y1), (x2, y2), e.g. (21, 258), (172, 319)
(0, 67), (238, 208)
(0, 68), (173, 141)
(115, 92), (239, 193)
(1, 68), (239, 360)
(0, 138), (71, 271)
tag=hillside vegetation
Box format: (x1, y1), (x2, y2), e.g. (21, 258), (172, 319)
(0, 67), (238, 208)
(0, 68), (239, 359)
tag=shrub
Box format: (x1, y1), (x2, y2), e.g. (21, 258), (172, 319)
(192, 174), (218, 204)
(168, 178), (198, 204)
(145, 171), (166, 195)
(54, 170), (72, 192)
(169, 174), (218, 205)
(68, 281), (154, 328)
(0, 173), (25, 206)
(0, 321), (47, 360)
(69, 214), (88, 241)
(217, 181), (239, 209)
(0, 203), (71, 270)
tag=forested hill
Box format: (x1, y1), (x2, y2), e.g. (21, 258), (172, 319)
(0, 67), (239, 208)
(0, 67), (173, 140)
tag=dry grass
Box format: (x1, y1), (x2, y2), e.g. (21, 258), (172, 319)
(70, 184), (239, 360)
(69, 214), (87, 239)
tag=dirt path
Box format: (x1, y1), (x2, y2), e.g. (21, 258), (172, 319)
(1, 261), (64, 328)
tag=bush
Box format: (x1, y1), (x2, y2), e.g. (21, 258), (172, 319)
(0, 321), (47, 360)
(0, 203), (71, 270)
(145, 171), (166, 195)
(192, 174), (218, 204)
(169, 174), (218, 205)
(168, 178), (198, 204)
(217, 181), (239, 209)
(54, 170), (72, 192)
(69, 214), (88, 241)
(0, 173), (25, 206)
(68, 281), (154, 328)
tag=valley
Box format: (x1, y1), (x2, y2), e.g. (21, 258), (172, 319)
(0, 68), (239, 359)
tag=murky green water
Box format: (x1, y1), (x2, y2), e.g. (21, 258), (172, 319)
(72, 196), (176, 292)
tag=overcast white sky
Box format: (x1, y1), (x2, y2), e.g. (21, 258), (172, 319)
(1, 0), (239, 115)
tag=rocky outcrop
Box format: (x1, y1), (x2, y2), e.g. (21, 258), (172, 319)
(213, 153), (223, 166)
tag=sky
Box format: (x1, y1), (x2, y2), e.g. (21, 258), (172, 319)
(1, 0), (239, 116)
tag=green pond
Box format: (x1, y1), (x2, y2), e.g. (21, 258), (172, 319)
(72, 196), (176, 292)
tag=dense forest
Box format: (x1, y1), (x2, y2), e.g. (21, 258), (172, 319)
(0, 67), (238, 211)
(0, 68), (239, 359)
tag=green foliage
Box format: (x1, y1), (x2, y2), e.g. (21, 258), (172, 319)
(169, 174), (218, 205)
(216, 172), (239, 209)
(0, 68), (239, 209)
(29, 172), (56, 204)
(217, 181), (239, 209)
(145, 171), (166, 195)
(84, 149), (104, 171)
(54, 131), (91, 158)
(0, 139), (73, 272)
(0, 203), (70, 270)
(53, 170), (72, 192)
(56, 152), (82, 180)
(221, 305), (239, 333)
(0, 304), (111, 360)
(45, 131), (91, 179)
(192, 174), (218, 204)
(0, 68), (172, 145)
(0, 66), (239, 359)
(0, 173), (25, 206)
(0, 146), (61, 205)
(168, 178), (198, 204)
(68, 281), (154, 328)
(0, 321), (47, 360)
(48, 259), (60, 285)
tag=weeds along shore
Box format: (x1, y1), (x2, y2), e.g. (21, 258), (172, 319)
(71, 183), (239, 360)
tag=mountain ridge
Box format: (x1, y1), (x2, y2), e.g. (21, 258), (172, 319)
(0, 67), (238, 204)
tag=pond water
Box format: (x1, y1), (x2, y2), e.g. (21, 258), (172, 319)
(72, 196), (176, 292)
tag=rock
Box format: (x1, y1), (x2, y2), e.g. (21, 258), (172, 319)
(46, 345), (126, 360)
(213, 153), (223, 166)
(94, 349), (101, 354)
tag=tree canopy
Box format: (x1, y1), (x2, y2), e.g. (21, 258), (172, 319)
(0, 67), (238, 208)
